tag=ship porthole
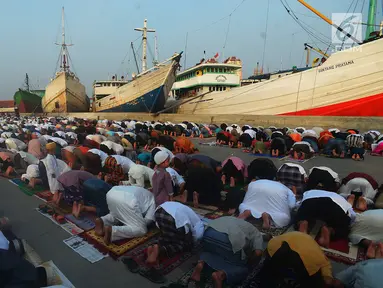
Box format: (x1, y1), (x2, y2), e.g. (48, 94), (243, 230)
(196, 70), (203, 77)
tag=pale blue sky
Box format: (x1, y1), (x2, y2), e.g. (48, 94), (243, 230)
(0, 0), (379, 99)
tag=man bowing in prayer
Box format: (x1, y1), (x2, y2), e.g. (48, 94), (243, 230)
(238, 179), (296, 229)
(94, 185), (156, 245)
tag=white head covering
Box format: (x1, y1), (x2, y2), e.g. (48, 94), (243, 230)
(154, 151), (169, 165)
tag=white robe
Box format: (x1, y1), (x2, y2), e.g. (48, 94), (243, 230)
(349, 209), (383, 244)
(339, 178), (377, 205)
(101, 186), (156, 242)
(41, 155), (71, 193)
(239, 180), (296, 227)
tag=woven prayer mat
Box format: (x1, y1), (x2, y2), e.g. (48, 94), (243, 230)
(34, 191), (53, 202)
(309, 220), (366, 265)
(322, 244), (366, 265)
(81, 228), (159, 259)
(10, 178), (48, 196)
(123, 237), (202, 277)
(168, 257), (266, 288)
(280, 155), (316, 163)
(246, 217), (294, 237)
(203, 210), (232, 220)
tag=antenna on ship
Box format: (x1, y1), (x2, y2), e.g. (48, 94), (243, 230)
(55, 7), (73, 72)
(24, 73), (30, 92)
(134, 19), (155, 72)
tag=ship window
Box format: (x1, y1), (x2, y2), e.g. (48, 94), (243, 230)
(219, 68), (222, 73)
(99, 102), (101, 107)
(224, 87), (226, 91)
(220, 87), (223, 91)
(55, 101), (60, 109)
(209, 87), (212, 92)
(224, 69), (227, 73)
(112, 83), (116, 86)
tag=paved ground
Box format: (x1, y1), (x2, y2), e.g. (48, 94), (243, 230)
(1, 140), (381, 287)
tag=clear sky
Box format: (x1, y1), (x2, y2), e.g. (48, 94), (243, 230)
(0, 0), (378, 99)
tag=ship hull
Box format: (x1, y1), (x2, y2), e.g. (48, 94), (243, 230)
(176, 38), (383, 117)
(95, 56), (179, 113)
(14, 90), (43, 113)
(42, 72), (89, 113)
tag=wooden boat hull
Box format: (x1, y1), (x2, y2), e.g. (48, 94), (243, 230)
(95, 58), (179, 113)
(43, 72), (89, 113)
(176, 38), (383, 117)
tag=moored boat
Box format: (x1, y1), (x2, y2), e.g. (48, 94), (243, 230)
(13, 74), (44, 113)
(94, 19), (181, 113)
(42, 7), (89, 113)
(174, 0), (383, 117)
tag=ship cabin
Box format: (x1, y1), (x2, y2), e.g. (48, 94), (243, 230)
(93, 77), (129, 101)
(171, 61), (242, 99)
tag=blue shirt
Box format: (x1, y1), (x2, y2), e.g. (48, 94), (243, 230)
(336, 259), (383, 288)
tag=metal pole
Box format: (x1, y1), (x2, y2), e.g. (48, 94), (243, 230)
(183, 32), (188, 70)
(297, 0), (362, 44)
(134, 19), (155, 72)
(366, 0), (377, 40)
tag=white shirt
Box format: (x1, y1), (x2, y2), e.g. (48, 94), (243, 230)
(54, 131), (66, 138)
(278, 163), (307, 177)
(18, 151), (39, 165)
(128, 164), (154, 187)
(166, 167), (185, 186)
(309, 166), (340, 183)
(239, 180), (296, 227)
(339, 178), (378, 203)
(157, 202), (204, 242)
(244, 129), (257, 139)
(88, 149), (108, 165)
(106, 186), (156, 226)
(0, 231), (9, 251)
(66, 132), (77, 140)
(50, 137), (68, 147)
(5, 138), (27, 151)
(302, 190), (355, 220)
(112, 155), (134, 173)
(101, 141), (124, 155)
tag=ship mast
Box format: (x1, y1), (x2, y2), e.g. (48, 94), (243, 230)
(366, 0), (377, 40)
(55, 7), (73, 72)
(134, 19), (155, 72)
(24, 73), (30, 92)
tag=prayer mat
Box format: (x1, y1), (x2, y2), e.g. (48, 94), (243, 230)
(246, 217), (293, 237)
(65, 214), (96, 231)
(169, 257), (265, 288)
(309, 221), (366, 264)
(123, 237), (202, 277)
(370, 152), (383, 157)
(203, 210), (231, 220)
(34, 191), (53, 202)
(280, 155), (316, 163)
(81, 228), (159, 259)
(9, 178), (48, 196)
(322, 244), (366, 265)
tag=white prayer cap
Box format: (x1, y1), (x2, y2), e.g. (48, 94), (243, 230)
(154, 151), (169, 165)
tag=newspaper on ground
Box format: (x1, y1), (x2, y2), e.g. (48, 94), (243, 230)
(63, 235), (107, 263)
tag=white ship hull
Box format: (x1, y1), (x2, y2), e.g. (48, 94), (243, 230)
(177, 38), (383, 117)
(43, 72), (89, 113)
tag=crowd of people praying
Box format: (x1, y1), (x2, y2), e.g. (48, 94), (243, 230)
(0, 116), (383, 287)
